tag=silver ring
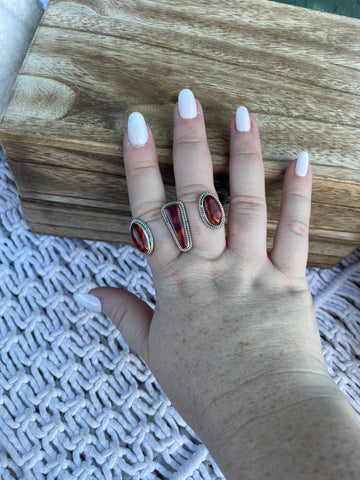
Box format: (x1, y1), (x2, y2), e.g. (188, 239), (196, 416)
(198, 191), (225, 229)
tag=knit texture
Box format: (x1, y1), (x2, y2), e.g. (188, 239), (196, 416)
(1, 0), (360, 478)
(0, 146), (220, 479)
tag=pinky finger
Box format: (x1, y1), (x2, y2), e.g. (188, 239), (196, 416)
(269, 151), (312, 280)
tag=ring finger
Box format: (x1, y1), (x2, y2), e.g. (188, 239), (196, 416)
(227, 109), (268, 266)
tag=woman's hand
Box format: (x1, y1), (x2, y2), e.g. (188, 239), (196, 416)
(76, 89), (352, 477)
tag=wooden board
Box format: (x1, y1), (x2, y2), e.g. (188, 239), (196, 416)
(0, 0), (359, 268)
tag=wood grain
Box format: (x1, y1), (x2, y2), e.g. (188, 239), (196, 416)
(0, 0), (359, 267)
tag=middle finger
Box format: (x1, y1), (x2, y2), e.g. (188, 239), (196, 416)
(172, 89), (226, 258)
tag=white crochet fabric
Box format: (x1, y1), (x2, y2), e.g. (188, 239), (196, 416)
(0, 1), (360, 478)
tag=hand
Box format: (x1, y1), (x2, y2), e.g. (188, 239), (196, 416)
(81, 89), (344, 475)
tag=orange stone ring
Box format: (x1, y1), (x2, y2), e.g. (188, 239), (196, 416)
(130, 219), (154, 256)
(199, 192), (225, 229)
(161, 201), (192, 252)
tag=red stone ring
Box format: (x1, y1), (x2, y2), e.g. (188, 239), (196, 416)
(130, 219), (154, 256)
(161, 201), (192, 252)
(199, 192), (225, 229)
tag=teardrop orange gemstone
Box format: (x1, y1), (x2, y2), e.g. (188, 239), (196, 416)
(131, 222), (149, 254)
(203, 194), (223, 226)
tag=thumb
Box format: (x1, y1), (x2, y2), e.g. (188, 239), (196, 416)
(79, 287), (153, 363)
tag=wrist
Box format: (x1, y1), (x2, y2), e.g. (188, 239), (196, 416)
(202, 372), (360, 480)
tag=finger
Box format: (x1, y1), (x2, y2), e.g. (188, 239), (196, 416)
(269, 152), (312, 279)
(227, 108), (268, 265)
(172, 89), (226, 258)
(124, 112), (178, 267)
(81, 287), (153, 365)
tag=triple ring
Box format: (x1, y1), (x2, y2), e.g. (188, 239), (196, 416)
(129, 191), (225, 255)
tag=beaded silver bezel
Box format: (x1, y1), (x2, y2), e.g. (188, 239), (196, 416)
(161, 201), (192, 252)
(129, 218), (154, 256)
(198, 191), (225, 229)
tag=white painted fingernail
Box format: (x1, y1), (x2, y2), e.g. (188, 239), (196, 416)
(178, 89), (197, 119)
(236, 106), (251, 132)
(74, 293), (102, 312)
(295, 151), (309, 177)
(128, 112), (149, 146)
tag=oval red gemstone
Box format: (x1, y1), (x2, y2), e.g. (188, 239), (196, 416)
(203, 195), (222, 226)
(131, 222), (149, 254)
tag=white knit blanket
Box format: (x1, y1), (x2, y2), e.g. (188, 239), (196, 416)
(0, 1), (360, 478)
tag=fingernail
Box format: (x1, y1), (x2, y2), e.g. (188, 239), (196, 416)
(74, 293), (102, 312)
(295, 151), (309, 177)
(178, 89), (197, 119)
(128, 112), (149, 146)
(236, 106), (251, 132)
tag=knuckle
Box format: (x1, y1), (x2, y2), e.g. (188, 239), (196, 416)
(128, 162), (157, 180)
(233, 149), (262, 162)
(112, 304), (129, 333)
(286, 191), (311, 208)
(285, 218), (309, 238)
(179, 183), (212, 203)
(174, 132), (205, 148)
(225, 265), (257, 290)
(231, 194), (267, 216)
(281, 192), (311, 237)
(136, 203), (163, 224)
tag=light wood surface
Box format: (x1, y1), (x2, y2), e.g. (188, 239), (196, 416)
(0, 0), (359, 267)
